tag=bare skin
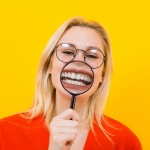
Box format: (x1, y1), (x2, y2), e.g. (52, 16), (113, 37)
(48, 26), (104, 150)
(49, 109), (89, 150)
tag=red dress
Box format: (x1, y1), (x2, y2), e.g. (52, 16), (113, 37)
(0, 114), (142, 150)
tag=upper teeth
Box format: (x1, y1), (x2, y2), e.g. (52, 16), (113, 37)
(61, 72), (92, 82)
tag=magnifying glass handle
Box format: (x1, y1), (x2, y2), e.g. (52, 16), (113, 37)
(70, 95), (76, 109)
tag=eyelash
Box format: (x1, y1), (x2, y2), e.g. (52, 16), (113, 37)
(86, 54), (98, 59)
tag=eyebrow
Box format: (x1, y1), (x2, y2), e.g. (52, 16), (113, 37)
(86, 46), (101, 51)
(68, 43), (102, 51)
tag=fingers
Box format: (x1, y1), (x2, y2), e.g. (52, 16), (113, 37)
(49, 109), (80, 149)
(53, 133), (76, 147)
(54, 109), (80, 121)
(51, 126), (78, 134)
(51, 120), (78, 128)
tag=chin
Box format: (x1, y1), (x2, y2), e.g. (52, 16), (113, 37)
(75, 92), (91, 101)
(56, 88), (72, 99)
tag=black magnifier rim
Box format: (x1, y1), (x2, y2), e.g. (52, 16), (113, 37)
(60, 60), (94, 96)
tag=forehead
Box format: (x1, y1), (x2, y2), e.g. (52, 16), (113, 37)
(58, 26), (104, 53)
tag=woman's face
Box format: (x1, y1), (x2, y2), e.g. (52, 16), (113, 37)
(50, 26), (104, 100)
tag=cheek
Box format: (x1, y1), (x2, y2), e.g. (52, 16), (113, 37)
(50, 56), (62, 87)
(50, 58), (71, 96)
(50, 54), (63, 76)
(93, 67), (103, 83)
(91, 68), (103, 91)
(91, 77), (101, 93)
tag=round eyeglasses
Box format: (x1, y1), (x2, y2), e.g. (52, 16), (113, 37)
(55, 43), (105, 69)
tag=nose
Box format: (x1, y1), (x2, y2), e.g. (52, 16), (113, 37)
(74, 49), (85, 61)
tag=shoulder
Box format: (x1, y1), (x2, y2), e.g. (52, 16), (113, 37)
(102, 116), (139, 138)
(0, 113), (44, 126)
(0, 114), (26, 125)
(94, 115), (142, 149)
(0, 114), (24, 128)
(0, 113), (46, 134)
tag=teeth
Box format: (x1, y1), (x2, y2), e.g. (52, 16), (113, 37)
(87, 77), (91, 82)
(61, 72), (91, 83)
(68, 80), (71, 84)
(64, 79), (85, 86)
(84, 75), (87, 82)
(81, 75), (84, 80)
(61, 72), (64, 77)
(68, 72), (71, 78)
(74, 81), (77, 85)
(65, 72), (67, 77)
(71, 73), (76, 79)
(76, 74), (81, 80)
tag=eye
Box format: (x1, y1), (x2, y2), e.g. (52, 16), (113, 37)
(86, 49), (101, 59)
(62, 50), (75, 55)
(86, 54), (98, 59)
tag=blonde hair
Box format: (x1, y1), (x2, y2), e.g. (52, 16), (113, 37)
(26, 17), (113, 139)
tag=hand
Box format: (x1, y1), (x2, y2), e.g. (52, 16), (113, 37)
(48, 109), (80, 150)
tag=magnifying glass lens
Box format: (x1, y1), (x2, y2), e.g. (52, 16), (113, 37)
(60, 61), (94, 95)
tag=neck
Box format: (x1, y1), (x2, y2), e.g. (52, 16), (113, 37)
(52, 91), (89, 124)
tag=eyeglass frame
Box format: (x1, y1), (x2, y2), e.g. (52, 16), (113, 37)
(54, 43), (106, 69)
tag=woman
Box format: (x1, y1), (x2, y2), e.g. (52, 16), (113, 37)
(0, 17), (142, 150)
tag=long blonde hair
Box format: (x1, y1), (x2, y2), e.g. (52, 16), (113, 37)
(27, 17), (113, 138)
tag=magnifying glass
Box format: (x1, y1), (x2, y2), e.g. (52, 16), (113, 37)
(60, 61), (94, 109)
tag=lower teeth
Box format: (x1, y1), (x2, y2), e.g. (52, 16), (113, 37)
(64, 79), (85, 86)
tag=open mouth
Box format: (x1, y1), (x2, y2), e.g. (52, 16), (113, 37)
(61, 72), (92, 86)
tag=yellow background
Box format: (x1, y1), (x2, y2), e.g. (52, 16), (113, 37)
(0, 0), (149, 149)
